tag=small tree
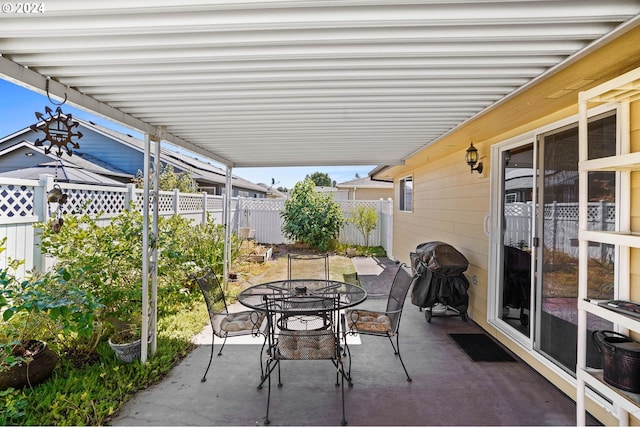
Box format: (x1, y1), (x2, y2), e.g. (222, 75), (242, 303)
(281, 178), (345, 251)
(305, 171), (332, 187)
(132, 163), (198, 193)
(349, 206), (378, 247)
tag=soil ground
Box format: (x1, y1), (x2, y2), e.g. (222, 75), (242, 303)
(230, 242), (358, 290)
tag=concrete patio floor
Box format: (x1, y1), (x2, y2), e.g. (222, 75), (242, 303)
(111, 257), (595, 426)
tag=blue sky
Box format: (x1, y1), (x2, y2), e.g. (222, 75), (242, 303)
(0, 78), (375, 189)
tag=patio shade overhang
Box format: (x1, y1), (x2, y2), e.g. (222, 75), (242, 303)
(1, 1), (640, 172)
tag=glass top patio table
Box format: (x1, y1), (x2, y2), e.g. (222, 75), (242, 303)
(238, 279), (367, 313)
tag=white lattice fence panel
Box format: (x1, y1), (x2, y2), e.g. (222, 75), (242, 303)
(240, 198), (284, 211)
(179, 193), (204, 212)
(130, 191), (175, 214)
(503, 202), (532, 247)
(157, 192), (174, 213)
(338, 200), (378, 212)
(544, 203), (569, 219)
(0, 183), (36, 218)
(133, 191), (145, 211)
(504, 202), (530, 217)
(58, 188), (128, 215)
(606, 204), (616, 222)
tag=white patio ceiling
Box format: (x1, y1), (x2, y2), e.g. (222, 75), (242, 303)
(1, 0), (639, 169)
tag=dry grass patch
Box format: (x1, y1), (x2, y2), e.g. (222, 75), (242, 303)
(230, 242), (357, 289)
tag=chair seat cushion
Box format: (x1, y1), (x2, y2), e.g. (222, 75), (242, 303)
(277, 330), (335, 359)
(346, 309), (392, 333)
(220, 311), (265, 332)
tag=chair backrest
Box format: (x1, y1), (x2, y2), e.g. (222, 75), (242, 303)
(196, 268), (229, 317)
(385, 264), (413, 332)
(263, 293), (339, 360)
(288, 253), (329, 280)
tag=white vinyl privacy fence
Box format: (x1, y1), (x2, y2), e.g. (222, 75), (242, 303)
(238, 198), (393, 250)
(0, 175), (393, 277)
(504, 200), (615, 260)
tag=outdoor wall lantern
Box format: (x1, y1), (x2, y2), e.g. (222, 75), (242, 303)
(465, 143), (483, 174)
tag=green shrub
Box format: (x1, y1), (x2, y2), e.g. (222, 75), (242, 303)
(0, 243), (103, 370)
(37, 206), (234, 340)
(0, 204), (227, 425)
(280, 178), (345, 251)
(349, 206), (378, 247)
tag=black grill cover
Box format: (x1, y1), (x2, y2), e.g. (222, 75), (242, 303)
(412, 241), (468, 276)
(410, 242), (470, 313)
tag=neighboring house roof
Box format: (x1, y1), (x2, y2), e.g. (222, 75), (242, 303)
(336, 177), (393, 189)
(0, 160), (127, 186)
(162, 149), (265, 193)
(0, 140), (131, 178)
(255, 183), (288, 198)
(80, 119), (265, 193)
(0, 120), (266, 195)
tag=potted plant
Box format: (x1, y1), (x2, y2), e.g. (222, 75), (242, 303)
(0, 255), (102, 389)
(108, 328), (144, 364)
(104, 280), (146, 364)
(0, 340), (57, 391)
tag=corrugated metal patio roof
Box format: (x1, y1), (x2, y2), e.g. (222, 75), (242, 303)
(1, 1), (639, 169)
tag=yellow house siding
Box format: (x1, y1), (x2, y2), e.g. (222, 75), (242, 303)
(393, 146), (490, 326)
(350, 187), (393, 200)
(383, 28), (640, 427)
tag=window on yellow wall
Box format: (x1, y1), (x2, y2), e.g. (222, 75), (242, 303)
(399, 176), (413, 212)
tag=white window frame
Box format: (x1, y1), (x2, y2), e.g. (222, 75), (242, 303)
(487, 103), (620, 392)
(399, 175), (413, 212)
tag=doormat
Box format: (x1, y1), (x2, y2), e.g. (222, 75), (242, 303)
(449, 333), (516, 362)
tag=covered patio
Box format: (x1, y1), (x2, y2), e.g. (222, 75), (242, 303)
(3, 2), (640, 425)
(111, 257), (593, 426)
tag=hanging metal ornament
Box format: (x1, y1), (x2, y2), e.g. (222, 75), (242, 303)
(30, 79), (83, 158)
(30, 80), (76, 233)
(46, 160), (68, 233)
(30, 106), (83, 157)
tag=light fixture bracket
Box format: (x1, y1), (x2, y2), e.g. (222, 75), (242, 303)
(465, 143), (483, 174)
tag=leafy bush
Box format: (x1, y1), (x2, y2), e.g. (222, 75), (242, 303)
(349, 206), (378, 247)
(0, 251), (103, 369)
(37, 206), (235, 338)
(1, 297), (208, 426)
(132, 163), (198, 193)
(0, 203), (232, 425)
(177, 213), (241, 278)
(280, 179), (345, 251)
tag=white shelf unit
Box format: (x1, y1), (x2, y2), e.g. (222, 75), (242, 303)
(576, 67), (640, 426)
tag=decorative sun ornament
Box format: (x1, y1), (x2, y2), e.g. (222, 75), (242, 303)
(30, 106), (83, 157)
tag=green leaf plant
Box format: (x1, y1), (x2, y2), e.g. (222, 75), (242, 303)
(37, 204), (237, 341)
(280, 178), (345, 251)
(0, 238), (103, 371)
(349, 206), (379, 248)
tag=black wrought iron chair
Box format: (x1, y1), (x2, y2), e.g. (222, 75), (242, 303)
(344, 263), (413, 381)
(195, 268), (266, 382)
(259, 293), (348, 425)
(287, 253), (329, 281)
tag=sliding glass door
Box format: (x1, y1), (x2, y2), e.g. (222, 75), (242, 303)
(494, 113), (616, 373)
(499, 143), (534, 338)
